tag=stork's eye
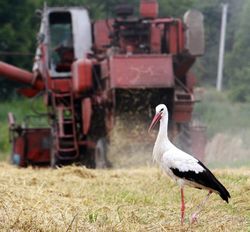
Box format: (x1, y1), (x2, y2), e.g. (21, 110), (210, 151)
(160, 108), (164, 112)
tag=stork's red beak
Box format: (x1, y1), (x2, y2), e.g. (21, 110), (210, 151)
(148, 112), (162, 133)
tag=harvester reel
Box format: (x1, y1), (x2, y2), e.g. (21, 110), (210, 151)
(94, 138), (111, 169)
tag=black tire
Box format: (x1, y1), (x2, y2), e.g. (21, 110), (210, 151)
(94, 138), (111, 169)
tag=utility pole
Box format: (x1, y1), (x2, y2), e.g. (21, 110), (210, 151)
(216, 3), (228, 91)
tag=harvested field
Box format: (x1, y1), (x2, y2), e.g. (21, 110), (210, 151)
(0, 163), (249, 231)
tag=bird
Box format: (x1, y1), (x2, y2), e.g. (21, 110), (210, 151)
(148, 104), (230, 225)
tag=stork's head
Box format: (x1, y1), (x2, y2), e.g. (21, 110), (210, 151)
(148, 104), (168, 132)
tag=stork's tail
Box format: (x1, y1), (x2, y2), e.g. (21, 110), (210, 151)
(214, 177), (231, 203)
(198, 161), (231, 203)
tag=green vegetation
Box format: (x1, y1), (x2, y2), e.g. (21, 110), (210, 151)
(194, 88), (250, 138)
(0, 164), (248, 231)
(225, 0), (250, 102)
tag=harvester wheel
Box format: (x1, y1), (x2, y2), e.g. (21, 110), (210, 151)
(94, 138), (111, 169)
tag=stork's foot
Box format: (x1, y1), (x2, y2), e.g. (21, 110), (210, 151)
(190, 213), (198, 224)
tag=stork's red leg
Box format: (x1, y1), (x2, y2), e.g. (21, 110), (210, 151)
(191, 190), (212, 224)
(181, 187), (185, 225)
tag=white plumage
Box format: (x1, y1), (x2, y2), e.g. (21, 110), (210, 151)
(149, 104), (230, 225)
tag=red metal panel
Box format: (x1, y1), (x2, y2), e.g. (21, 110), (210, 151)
(177, 19), (185, 53)
(82, 98), (92, 135)
(12, 128), (51, 166)
(150, 24), (161, 53)
(17, 88), (40, 98)
(168, 25), (178, 54)
(173, 104), (193, 122)
(140, 0), (159, 18)
(110, 55), (174, 88)
(49, 79), (71, 92)
(13, 137), (26, 167)
(72, 58), (92, 94)
(25, 128), (51, 163)
(94, 20), (113, 51)
(166, 20), (185, 55)
(173, 92), (194, 122)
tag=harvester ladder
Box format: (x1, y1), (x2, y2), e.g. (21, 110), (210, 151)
(51, 87), (79, 161)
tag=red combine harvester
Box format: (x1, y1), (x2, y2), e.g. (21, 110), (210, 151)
(0, 0), (205, 168)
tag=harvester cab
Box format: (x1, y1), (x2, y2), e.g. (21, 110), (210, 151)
(33, 6), (92, 76)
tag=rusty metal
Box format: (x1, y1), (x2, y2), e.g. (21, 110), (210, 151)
(109, 55), (174, 88)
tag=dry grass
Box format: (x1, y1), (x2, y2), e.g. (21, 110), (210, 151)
(0, 163), (249, 231)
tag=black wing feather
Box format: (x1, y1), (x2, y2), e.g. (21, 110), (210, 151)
(170, 161), (230, 203)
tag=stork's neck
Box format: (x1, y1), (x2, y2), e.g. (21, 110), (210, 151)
(153, 115), (173, 162)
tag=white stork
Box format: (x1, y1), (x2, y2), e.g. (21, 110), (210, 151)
(149, 104), (230, 225)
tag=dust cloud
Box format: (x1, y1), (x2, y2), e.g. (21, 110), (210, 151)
(108, 113), (156, 168)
